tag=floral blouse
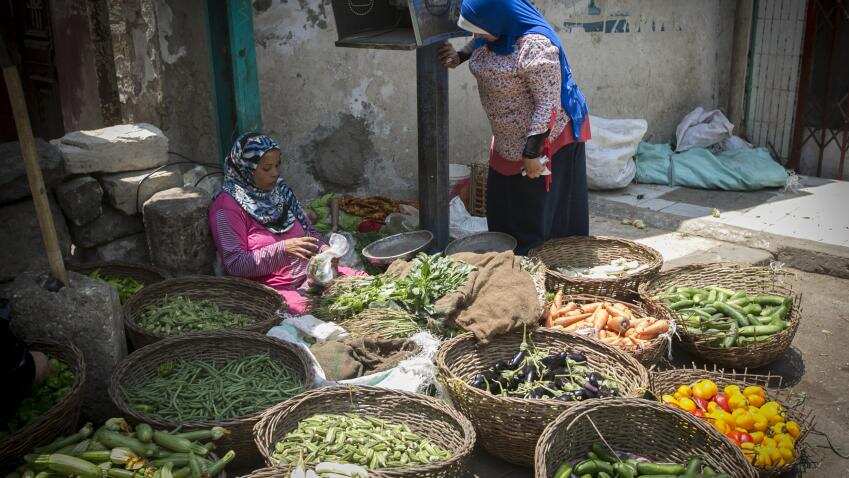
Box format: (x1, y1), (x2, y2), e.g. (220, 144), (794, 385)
(465, 34), (569, 162)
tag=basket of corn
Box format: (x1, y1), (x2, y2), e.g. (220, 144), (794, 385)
(122, 275), (283, 348)
(535, 398), (758, 478)
(435, 327), (649, 466)
(253, 386), (476, 478)
(109, 330), (313, 470)
(0, 340), (86, 463)
(529, 236), (663, 298)
(638, 263), (801, 368)
(650, 365), (814, 477)
(66, 261), (169, 303)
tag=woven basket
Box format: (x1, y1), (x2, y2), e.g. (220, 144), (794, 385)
(109, 330), (314, 469)
(650, 365), (814, 477)
(435, 328), (649, 466)
(253, 386), (476, 478)
(529, 236), (663, 298)
(0, 340), (86, 463)
(546, 293), (675, 366)
(468, 163), (488, 217)
(638, 263), (802, 368)
(122, 276), (283, 349)
(66, 260), (170, 286)
(534, 398), (758, 478)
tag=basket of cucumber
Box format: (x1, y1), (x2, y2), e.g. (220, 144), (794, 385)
(535, 398), (758, 478)
(638, 263), (801, 369)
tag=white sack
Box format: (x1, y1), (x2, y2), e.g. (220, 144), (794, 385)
(449, 196), (488, 239)
(585, 115), (648, 190)
(675, 107), (734, 152)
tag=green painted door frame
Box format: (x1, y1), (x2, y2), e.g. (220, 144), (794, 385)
(205, 0), (262, 166)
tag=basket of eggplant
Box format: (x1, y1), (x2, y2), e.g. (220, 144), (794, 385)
(435, 327), (649, 466)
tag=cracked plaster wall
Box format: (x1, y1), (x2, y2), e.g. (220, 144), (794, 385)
(253, 0), (735, 199)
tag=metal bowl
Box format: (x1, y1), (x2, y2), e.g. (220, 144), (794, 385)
(362, 230), (434, 267)
(444, 231), (517, 256)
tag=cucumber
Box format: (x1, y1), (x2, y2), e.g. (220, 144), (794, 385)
(33, 455), (101, 478)
(135, 424), (153, 443)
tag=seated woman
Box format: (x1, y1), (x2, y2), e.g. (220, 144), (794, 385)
(209, 133), (362, 314)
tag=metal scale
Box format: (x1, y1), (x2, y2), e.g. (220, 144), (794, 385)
(329, 0), (468, 250)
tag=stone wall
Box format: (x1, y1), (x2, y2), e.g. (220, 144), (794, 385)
(251, 0), (736, 199)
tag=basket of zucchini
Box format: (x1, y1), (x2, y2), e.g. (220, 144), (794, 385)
(638, 263), (801, 369)
(66, 261), (169, 304)
(535, 398), (758, 478)
(0, 340), (86, 464)
(109, 330), (314, 470)
(253, 386), (476, 478)
(650, 365), (814, 477)
(122, 276), (283, 349)
(435, 327), (649, 466)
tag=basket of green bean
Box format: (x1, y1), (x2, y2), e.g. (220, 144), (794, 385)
(122, 276), (283, 349)
(253, 386), (476, 478)
(639, 263), (802, 369)
(109, 330), (313, 470)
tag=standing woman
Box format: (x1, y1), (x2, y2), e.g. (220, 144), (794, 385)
(440, 0), (591, 254)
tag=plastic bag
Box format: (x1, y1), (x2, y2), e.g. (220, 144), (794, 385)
(675, 107), (734, 152)
(449, 196), (488, 239)
(338, 232), (364, 270)
(307, 233), (350, 287)
(585, 115), (647, 190)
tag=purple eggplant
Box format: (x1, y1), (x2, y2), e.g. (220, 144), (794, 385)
(507, 350), (527, 369)
(582, 380), (600, 398)
(493, 360), (509, 372)
(567, 352), (587, 363)
(587, 371), (603, 388)
(470, 374), (486, 389)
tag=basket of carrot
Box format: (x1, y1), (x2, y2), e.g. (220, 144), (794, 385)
(544, 291), (674, 366)
(638, 263), (801, 369)
(650, 365), (814, 477)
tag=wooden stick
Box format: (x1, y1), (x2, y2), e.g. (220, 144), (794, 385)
(0, 38), (69, 286)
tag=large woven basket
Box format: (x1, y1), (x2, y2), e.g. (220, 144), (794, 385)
(0, 340), (86, 463)
(253, 386), (476, 478)
(650, 365), (814, 477)
(66, 260), (170, 286)
(534, 398), (758, 478)
(122, 276), (284, 349)
(435, 328), (649, 466)
(529, 236), (663, 298)
(638, 263), (802, 368)
(546, 293), (675, 366)
(109, 330), (314, 470)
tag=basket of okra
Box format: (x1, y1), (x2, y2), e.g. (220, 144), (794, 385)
(639, 263), (801, 368)
(253, 386), (476, 478)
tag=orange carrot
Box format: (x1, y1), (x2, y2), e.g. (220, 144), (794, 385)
(606, 315), (630, 334)
(581, 302), (603, 313)
(563, 301), (579, 313)
(553, 290), (564, 309)
(638, 320), (669, 339)
(554, 313), (592, 328)
(592, 307), (609, 331)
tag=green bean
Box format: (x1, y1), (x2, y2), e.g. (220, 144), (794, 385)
(136, 296), (252, 335)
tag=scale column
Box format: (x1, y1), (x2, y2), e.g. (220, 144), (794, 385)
(416, 43), (450, 251)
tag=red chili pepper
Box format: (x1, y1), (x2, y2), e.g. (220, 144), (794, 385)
(691, 409), (705, 418)
(357, 219), (383, 233)
(715, 392), (731, 413)
(739, 433), (753, 444)
(694, 397), (710, 412)
(725, 431), (742, 445)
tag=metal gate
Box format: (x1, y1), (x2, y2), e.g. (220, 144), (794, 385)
(789, 0), (849, 179)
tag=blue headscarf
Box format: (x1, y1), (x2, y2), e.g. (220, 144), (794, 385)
(461, 0), (588, 140)
(222, 133), (311, 234)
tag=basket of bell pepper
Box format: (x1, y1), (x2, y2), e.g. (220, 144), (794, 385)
(651, 366), (814, 477)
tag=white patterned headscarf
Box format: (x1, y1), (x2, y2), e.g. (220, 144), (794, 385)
(221, 133), (310, 234)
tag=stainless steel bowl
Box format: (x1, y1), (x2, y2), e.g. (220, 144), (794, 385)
(444, 231), (517, 256)
(362, 230), (434, 267)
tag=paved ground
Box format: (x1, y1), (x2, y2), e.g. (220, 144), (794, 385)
(465, 216), (849, 477)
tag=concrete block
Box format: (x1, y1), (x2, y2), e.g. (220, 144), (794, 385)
(52, 123), (169, 174)
(95, 233), (150, 264)
(101, 168), (183, 215)
(69, 205), (144, 249)
(143, 186), (215, 275)
(0, 139), (67, 205)
(55, 176), (103, 226)
(183, 165), (223, 198)
(0, 198), (72, 282)
(9, 269), (126, 420)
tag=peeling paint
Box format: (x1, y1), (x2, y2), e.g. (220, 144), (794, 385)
(155, 0), (187, 64)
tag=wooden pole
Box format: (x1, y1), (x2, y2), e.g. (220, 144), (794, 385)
(0, 38), (69, 286)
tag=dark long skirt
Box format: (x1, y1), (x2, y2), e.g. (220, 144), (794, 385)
(486, 142), (589, 255)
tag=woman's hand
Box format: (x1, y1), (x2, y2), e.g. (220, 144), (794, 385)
(523, 157), (545, 179)
(285, 236), (320, 260)
(439, 42), (461, 69)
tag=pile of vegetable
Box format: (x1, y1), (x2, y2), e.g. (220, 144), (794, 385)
(89, 270), (144, 303)
(546, 292), (670, 352)
(136, 296), (253, 336)
(554, 444), (730, 478)
(655, 286), (791, 347)
(557, 258), (645, 279)
(10, 419), (234, 478)
(661, 380), (802, 470)
(469, 332), (620, 400)
(306, 193), (362, 234)
(0, 357), (74, 440)
(314, 253), (474, 319)
(122, 354), (304, 421)
(339, 196), (399, 222)
(271, 413), (451, 469)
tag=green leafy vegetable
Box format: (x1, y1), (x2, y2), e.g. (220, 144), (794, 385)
(0, 358), (74, 439)
(89, 270), (144, 303)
